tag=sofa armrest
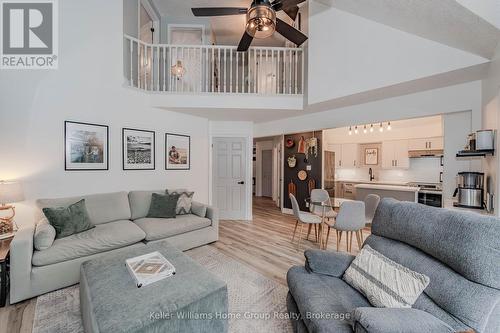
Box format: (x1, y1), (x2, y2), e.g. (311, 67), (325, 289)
(10, 225), (35, 303)
(204, 203), (219, 229)
(304, 249), (355, 277)
(351, 307), (455, 333)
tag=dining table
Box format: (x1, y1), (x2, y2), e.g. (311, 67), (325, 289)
(305, 197), (353, 249)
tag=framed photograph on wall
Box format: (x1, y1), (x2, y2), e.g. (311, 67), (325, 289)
(165, 133), (190, 170)
(365, 148), (378, 165)
(122, 128), (155, 170)
(65, 121), (109, 171)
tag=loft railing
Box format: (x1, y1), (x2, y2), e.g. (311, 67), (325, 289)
(124, 34), (304, 95)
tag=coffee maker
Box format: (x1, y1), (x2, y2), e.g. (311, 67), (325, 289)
(453, 172), (484, 209)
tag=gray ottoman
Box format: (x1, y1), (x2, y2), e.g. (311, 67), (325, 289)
(80, 241), (228, 333)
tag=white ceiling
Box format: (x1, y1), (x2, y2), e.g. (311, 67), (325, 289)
(316, 0), (500, 59)
(151, 0), (291, 46)
(455, 0), (500, 30)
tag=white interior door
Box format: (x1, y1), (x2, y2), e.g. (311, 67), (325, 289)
(213, 137), (247, 220)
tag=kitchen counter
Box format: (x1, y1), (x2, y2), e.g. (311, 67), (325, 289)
(336, 179), (409, 186)
(443, 199), (495, 216)
(354, 184), (419, 192)
(355, 183), (419, 203)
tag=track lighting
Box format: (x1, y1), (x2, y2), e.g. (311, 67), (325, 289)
(354, 126), (358, 134)
(387, 122), (392, 131)
(348, 126), (352, 135)
(379, 123), (383, 132)
(363, 125), (367, 134)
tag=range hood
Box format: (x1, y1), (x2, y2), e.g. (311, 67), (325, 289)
(408, 149), (444, 158)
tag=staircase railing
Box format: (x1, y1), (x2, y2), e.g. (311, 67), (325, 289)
(124, 34), (304, 95)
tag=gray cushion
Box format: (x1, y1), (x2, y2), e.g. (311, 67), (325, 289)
(287, 266), (370, 333)
(351, 307), (454, 333)
(365, 235), (497, 332)
(32, 220), (146, 266)
(191, 201), (208, 218)
(134, 214), (212, 241)
(304, 249), (355, 278)
(128, 190), (165, 220)
(37, 191), (131, 225)
(371, 198), (500, 289)
(147, 193), (179, 218)
(42, 199), (94, 239)
(33, 218), (56, 250)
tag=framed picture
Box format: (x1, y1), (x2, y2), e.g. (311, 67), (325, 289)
(122, 128), (155, 170)
(365, 148), (378, 165)
(65, 121), (109, 170)
(165, 133), (190, 170)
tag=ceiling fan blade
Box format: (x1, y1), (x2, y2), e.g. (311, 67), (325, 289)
(237, 31), (254, 52)
(191, 7), (247, 17)
(272, 0), (305, 12)
(276, 18), (308, 46)
(283, 6), (299, 21)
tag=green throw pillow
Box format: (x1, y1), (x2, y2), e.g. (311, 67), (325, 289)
(42, 199), (95, 239)
(147, 193), (179, 218)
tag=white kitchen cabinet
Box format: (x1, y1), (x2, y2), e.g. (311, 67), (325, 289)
(326, 143), (358, 168)
(408, 137), (443, 150)
(382, 140), (409, 169)
(341, 143), (359, 168)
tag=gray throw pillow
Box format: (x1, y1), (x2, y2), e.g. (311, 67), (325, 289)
(166, 189), (194, 215)
(42, 199), (95, 239)
(34, 218), (56, 250)
(147, 193), (179, 218)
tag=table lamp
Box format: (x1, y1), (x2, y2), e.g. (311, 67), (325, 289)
(0, 181), (25, 236)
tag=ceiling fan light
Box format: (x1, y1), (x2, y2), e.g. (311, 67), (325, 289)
(246, 5), (276, 39)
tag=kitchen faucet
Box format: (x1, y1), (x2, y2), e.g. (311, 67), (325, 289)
(369, 168), (375, 181)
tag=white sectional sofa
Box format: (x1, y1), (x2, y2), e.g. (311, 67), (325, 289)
(10, 190), (218, 303)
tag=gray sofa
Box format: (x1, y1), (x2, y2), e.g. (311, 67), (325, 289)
(10, 190), (219, 303)
(287, 198), (500, 333)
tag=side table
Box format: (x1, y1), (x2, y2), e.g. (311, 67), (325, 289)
(0, 236), (13, 307)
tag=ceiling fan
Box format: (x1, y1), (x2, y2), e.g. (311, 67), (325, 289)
(191, 0), (308, 52)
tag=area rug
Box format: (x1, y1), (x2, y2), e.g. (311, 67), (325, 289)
(32, 246), (293, 333)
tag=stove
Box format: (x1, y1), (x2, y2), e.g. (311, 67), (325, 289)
(407, 182), (443, 207)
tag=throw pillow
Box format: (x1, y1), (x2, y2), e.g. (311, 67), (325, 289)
(343, 245), (430, 308)
(166, 190), (194, 215)
(42, 199), (94, 239)
(147, 193), (179, 218)
(33, 218), (56, 250)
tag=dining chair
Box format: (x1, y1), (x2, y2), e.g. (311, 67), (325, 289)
(364, 194), (380, 225)
(310, 189), (337, 221)
(325, 200), (366, 252)
(289, 194), (322, 250)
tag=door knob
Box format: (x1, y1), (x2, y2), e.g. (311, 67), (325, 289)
(238, 181), (245, 185)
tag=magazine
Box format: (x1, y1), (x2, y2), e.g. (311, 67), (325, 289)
(125, 251), (175, 288)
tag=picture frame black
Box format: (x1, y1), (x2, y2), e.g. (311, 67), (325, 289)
(165, 133), (190, 170)
(122, 128), (156, 170)
(64, 121), (109, 171)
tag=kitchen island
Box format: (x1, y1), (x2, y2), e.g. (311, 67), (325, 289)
(355, 183), (419, 202)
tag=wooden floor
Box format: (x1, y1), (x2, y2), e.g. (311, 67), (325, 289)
(0, 197), (369, 333)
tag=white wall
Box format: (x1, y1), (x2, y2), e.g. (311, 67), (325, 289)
(481, 43), (500, 215)
(0, 0), (210, 228)
(254, 81), (482, 137)
(308, 2), (488, 105)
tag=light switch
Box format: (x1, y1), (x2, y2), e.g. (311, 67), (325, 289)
(306, 165), (312, 171)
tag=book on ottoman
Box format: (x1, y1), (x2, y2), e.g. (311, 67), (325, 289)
(125, 251), (175, 288)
